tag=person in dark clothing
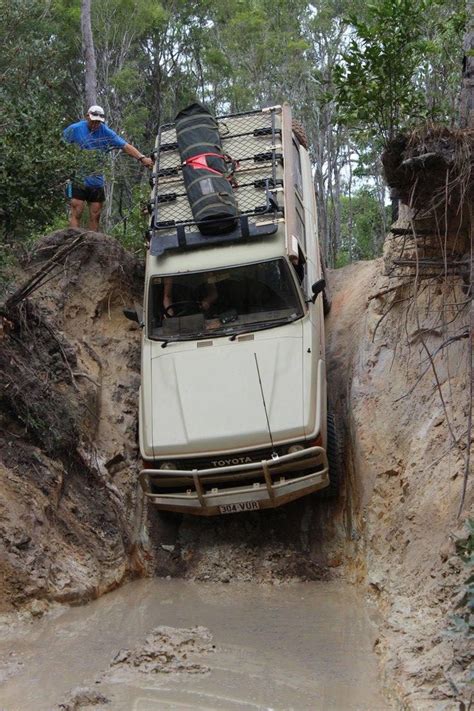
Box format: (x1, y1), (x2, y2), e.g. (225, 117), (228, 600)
(63, 105), (153, 230)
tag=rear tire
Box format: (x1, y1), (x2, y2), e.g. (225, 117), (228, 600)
(317, 413), (342, 498)
(322, 288), (331, 317)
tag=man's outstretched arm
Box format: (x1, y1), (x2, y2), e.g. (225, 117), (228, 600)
(122, 143), (154, 168)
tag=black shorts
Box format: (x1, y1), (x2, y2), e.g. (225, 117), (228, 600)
(70, 184), (106, 203)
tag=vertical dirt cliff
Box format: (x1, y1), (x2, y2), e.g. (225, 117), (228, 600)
(326, 225), (472, 708)
(0, 230), (150, 609)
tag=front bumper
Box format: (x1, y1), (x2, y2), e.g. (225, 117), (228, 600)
(140, 446), (329, 515)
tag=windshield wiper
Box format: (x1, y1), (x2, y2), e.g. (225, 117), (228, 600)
(250, 315), (298, 328)
(228, 315), (300, 339)
(155, 315), (298, 344)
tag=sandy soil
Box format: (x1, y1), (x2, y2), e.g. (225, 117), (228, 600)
(0, 229), (152, 610)
(325, 242), (472, 708)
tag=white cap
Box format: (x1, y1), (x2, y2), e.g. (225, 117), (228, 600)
(87, 105), (105, 122)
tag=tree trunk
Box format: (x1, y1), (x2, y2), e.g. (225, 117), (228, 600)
(314, 169), (328, 265)
(347, 151), (353, 263)
(81, 0), (97, 108)
(332, 161), (342, 266)
(373, 158), (387, 254)
(460, 0), (474, 129)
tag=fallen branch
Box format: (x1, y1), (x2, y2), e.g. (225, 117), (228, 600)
(367, 285), (402, 302)
(401, 152), (443, 169)
(72, 372), (100, 388)
(41, 319), (79, 391)
(390, 227), (433, 236)
(3, 232), (94, 311)
(372, 294), (413, 343)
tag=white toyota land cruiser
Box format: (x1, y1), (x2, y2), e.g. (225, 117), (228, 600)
(128, 103), (338, 515)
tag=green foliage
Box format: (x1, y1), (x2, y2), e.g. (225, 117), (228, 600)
(0, 0), (79, 241)
(1, 98), (85, 241)
(419, 0), (466, 124)
(336, 188), (390, 263)
(451, 519), (474, 638)
(204, 0), (311, 111)
(0, 0), (467, 265)
(334, 0), (431, 143)
(0, 243), (18, 298)
(334, 0), (466, 142)
(109, 183), (150, 253)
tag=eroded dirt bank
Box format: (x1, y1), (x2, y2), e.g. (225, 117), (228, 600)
(0, 230), (149, 609)
(326, 248), (472, 706)
(0, 227), (472, 709)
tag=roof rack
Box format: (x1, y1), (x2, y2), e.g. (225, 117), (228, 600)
(147, 106), (285, 255)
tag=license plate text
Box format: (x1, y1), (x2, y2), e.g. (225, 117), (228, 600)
(219, 501), (260, 514)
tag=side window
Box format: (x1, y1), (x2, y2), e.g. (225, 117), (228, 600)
(292, 139), (303, 196)
(295, 205), (306, 252)
(292, 138), (306, 254)
(291, 247), (307, 287)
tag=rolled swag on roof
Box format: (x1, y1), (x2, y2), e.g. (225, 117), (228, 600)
(175, 102), (239, 236)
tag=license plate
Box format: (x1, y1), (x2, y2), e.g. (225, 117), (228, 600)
(219, 501), (260, 514)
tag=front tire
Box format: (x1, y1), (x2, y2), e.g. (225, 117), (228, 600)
(318, 413), (342, 498)
(320, 248), (331, 315)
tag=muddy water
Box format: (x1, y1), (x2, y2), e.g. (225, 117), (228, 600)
(0, 579), (390, 711)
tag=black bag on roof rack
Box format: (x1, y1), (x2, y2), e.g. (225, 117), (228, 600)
(175, 102), (239, 236)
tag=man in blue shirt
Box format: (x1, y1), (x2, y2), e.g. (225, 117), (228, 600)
(63, 105), (153, 231)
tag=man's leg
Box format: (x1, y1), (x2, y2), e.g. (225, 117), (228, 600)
(69, 198), (85, 228)
(88, 202), (103, 231)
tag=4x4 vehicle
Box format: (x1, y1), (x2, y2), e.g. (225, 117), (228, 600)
(129, 103), (337, 515)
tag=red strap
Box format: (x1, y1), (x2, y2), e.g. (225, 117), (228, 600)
(182, 152), (224, 175)
(182, 152), (240, 187)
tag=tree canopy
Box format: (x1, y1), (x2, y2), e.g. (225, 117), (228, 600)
(0, 0), (468, 267)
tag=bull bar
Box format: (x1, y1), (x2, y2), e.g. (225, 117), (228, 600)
(140, 445), (329, 515)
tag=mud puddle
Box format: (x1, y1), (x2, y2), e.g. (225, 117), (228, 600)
(0, 579), (390, 710)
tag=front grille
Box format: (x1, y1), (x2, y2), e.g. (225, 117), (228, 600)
(146, 444), (288, 472)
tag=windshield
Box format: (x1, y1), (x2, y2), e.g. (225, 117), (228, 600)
(148, 259), (304, 341)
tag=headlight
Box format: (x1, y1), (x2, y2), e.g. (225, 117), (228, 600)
(288, 444), (305, 454)
(160, 462), (177, 470)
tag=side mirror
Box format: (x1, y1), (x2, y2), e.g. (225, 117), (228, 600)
(123, 305), (144, 326)
(310, 278), (325, 303)
(123, 308), (139, 323)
